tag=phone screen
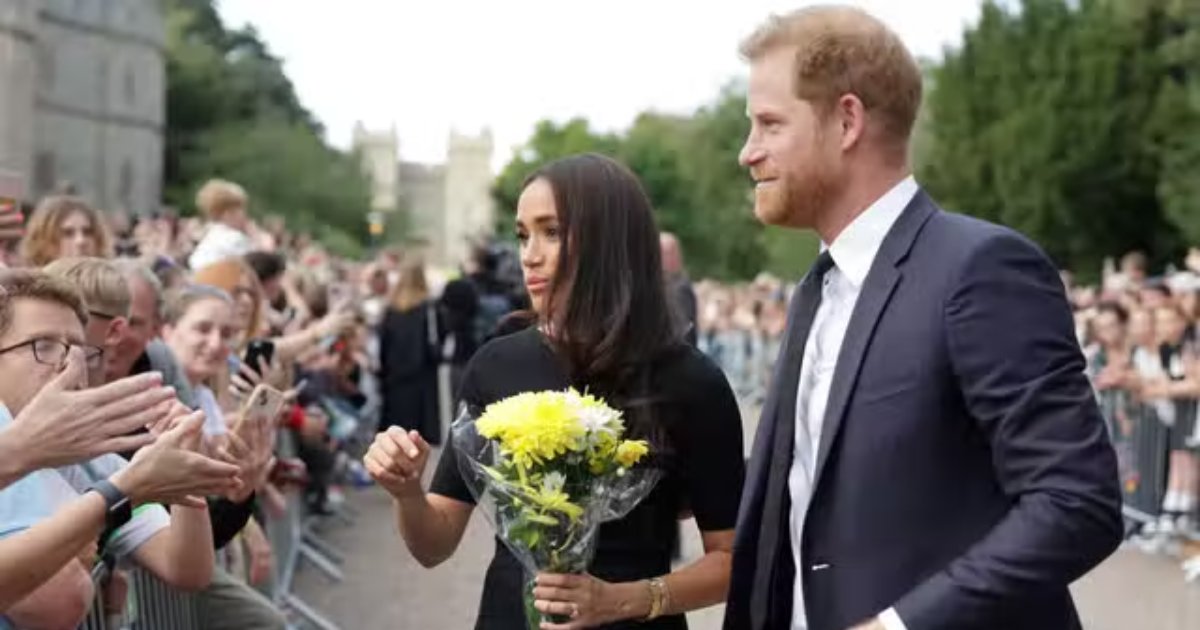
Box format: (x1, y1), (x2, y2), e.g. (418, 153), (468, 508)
(243, 339), (275, 373)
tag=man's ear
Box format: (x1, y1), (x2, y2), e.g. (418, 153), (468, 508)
(107, 317), (128, 348)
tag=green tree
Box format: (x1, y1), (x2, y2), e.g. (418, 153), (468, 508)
(491, 119), (620, 238)
(1149, 0), (1200, 244)
(918, 0), (1188, 277)
(164, 0), (372, 256)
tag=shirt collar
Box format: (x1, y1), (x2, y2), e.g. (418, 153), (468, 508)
(823, 176), (919, 288)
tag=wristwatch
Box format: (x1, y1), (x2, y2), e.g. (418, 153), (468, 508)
(87, 479), (133, 536)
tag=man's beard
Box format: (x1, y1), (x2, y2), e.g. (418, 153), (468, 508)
(780, 157), (842, 231)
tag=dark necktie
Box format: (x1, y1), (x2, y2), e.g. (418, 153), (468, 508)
(750, 249), (835, 628)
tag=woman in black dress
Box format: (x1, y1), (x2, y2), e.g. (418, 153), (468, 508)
(378, 260), (442, 444)
(364, 154), (744, 629)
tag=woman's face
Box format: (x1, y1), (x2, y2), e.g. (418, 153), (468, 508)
(58, 210), (98, 258)
(163, 298), (236, 384)
(1128, 310), (1155, 348)
(515, 179), (562, 317)
(230, 271), (260, 339)
(1091, 311), (1125, 348)
(1155, 307), (1187, 346)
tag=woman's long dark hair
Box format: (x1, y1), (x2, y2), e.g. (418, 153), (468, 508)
(524, 153), (683, 397)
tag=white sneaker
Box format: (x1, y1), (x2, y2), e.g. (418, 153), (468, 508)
(1183, 556), (1200, 582)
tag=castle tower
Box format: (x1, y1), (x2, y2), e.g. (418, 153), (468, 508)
(442, 128), (495, 267)
(351, 122), (399, 215)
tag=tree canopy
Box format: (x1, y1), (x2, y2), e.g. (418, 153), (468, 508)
(164, 0), (372, 257)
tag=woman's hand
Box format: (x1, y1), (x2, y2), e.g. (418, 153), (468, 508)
(222, 420), (276, 503)
(532, 573), (645, 629)
(230, 355), (288, 402)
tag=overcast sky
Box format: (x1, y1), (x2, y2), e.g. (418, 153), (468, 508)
(216, 0), (984, 169)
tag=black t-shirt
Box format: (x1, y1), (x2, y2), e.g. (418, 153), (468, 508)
(431, 328), (745, 629)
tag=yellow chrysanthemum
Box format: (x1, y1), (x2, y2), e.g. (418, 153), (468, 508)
(476, 392), (586, 468)
(527, 486), (584, 521)
(615, 440), (650, 468)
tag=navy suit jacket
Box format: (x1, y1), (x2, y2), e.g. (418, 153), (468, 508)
(724, 191), (1123, 630)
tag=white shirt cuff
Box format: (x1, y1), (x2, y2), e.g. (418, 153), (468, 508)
(879, 607), (908, 630)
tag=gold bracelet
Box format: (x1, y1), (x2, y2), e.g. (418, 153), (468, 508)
(645, 577), (668, 621)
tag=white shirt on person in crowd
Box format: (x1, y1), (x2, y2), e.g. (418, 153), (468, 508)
(194, 385), (228, 436)
(189, 222), (253, 271)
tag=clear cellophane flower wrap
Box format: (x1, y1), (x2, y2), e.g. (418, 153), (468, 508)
(450, 390), (662, 629)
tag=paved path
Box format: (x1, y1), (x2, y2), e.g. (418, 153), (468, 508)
(295, 467), (1200, 628)
(295, 401), (1200, 628)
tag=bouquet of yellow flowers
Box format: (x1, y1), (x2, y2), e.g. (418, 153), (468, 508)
(451, 389), (660, 629)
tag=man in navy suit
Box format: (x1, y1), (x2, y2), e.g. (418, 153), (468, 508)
(724, 6), (1123, 630)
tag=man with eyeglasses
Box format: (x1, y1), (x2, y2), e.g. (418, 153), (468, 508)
(0, 268), (242, 629)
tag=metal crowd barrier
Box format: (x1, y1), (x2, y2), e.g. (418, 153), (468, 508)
(75, 419), (365, 629)
(267, 428), (346, 630)
(1096, 385), (1200, 585)
(78, 561), (200, 630)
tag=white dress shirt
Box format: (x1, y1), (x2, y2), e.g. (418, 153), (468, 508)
(790, 176), (918, 630)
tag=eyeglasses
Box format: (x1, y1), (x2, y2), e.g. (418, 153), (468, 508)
(88, 310), (121, 321)
(0, 337), (104, 371)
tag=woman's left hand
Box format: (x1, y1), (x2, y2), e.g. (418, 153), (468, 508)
(532, 573), (621, 629)
(230, 355), (286, 401)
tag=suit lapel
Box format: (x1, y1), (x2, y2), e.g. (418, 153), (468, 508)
(738, 280), (808, 529)
(811, 266), (900, 489)
(810, 192), (937, 492)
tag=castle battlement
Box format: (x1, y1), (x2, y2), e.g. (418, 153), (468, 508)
(354, 124), (495, 267)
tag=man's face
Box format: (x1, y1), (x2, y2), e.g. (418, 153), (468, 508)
(0, 298), (87, 415)
(107, 275), (157, 382)
(739, 46), (845, 230)
(83, 312), (125, 386)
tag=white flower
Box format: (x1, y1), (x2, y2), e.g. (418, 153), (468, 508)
(578, 406), (616, 434)
(542, 472), (566, 493)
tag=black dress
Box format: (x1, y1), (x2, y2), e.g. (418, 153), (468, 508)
(379, 301), (441, 444)
(431, 328), (745, 629)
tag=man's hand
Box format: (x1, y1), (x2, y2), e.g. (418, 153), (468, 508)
(145, 400), (195, 437)
(110, 412), (242, 508)
(9, 355), (174, 470)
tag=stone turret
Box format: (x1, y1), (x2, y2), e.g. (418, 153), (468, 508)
(443, 128), (495, 267)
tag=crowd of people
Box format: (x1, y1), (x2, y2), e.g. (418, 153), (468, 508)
(693, 247), (1200, 584)
(0, 174), (526, 628)
(0, 5), (1195, 629)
